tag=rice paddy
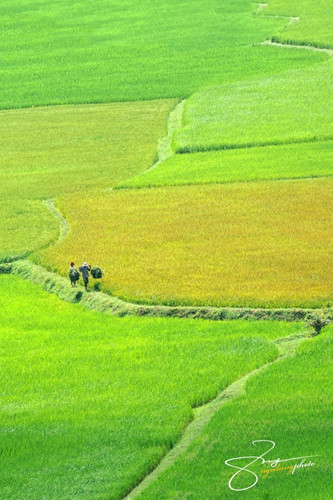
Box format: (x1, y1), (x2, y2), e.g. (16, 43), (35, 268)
(0, 100), (175, 200)
(37, 179), (333, 308)
(264, 0), (333, 48)
(0, 0), (322, 110)
(121, 141), (333, 188)
(0, 200), (58, 263)
(0, 275), (300, 499)
(173, 61), (333, 153)
(138, 327), (333, 499)
(1, 0), (332, 497)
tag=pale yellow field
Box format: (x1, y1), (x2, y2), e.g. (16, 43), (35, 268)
(36, 179), (333, 308)
(0, 99), (175, 200)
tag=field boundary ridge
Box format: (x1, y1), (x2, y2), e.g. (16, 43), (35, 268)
(1, 260), (331, 322)
(260, 39), (333, 56)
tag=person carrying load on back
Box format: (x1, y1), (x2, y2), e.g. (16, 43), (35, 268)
(69, 262), (80, 287)
(79, 262), (91, 291)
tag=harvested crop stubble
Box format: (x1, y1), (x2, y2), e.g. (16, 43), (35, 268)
(37, 179), (333, 308)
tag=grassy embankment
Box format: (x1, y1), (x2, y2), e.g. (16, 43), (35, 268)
(0, 275), (302, 499)
(138, 327), (333, 499)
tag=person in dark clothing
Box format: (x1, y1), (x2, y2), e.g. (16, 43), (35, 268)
(79, 262), (91, 291)
(69, 262), (79, 287)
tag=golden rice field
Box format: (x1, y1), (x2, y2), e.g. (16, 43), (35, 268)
(36, 178), (333, 308)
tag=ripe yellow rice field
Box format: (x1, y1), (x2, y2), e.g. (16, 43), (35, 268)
(37, 178), (333, 308)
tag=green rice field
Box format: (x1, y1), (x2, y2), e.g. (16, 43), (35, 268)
(139, 327), (333, 499)
(0, 276), (300, 499)
(173, 61), (333, 153)
(122, 141), (333, 188)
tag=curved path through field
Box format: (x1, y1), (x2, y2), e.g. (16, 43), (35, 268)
(124, 331), (309, 499)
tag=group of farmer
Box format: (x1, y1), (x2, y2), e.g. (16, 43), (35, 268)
(69, 262), (91, 291)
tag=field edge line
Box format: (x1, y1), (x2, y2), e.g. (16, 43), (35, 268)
(43, 199), (71, 243)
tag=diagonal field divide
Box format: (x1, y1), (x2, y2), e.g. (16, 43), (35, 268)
(124, 332), (309, 499)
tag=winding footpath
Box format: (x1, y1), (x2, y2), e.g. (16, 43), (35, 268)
(124, 332), (309, 499)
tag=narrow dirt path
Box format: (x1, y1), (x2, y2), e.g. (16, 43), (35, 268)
(124, 332), (309, 499)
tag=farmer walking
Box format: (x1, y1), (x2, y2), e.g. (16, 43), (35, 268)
(68, 262), (79, 287)
(79, 262), (91, 291)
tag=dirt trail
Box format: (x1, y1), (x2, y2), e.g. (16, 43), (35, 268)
(124, 333), (308, 499)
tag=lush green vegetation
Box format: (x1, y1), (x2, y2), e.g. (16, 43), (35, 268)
(174, 61), (333, 153)
(1, 0), (332, 497)
(0, 0), (325, 109)
(0, 200), (58, 262)
(0, 275), (302, 499)
(265, 0), (333, 48)
(139, 327), (333, 499)
(0, 100), (174, 200)
(121, 141), (333, 188)
(36, 179), (333, 308)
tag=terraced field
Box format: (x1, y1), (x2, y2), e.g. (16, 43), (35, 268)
(0, 100), (175, 200)
(0, 276), (301, 499)
(36, 179), (333, 308)
(123, 138), (333, 188)
(0, 0), (316, 108)
(265, 0), (333, 48)
(1, 0), (332, 498)
(137, 328), (333, 499)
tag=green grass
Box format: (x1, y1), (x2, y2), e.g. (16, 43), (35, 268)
(0, 100), (174, 200)
(120, 140), (333, 188)
(174, 61), (333, 153)
(36, 179), (333, 309)
(264, 0), (333, 48)
(0, 0), (325, 109)
(0, 275), (303, 499)
(0, 200), (58, 262)
(139, 327), (333, 499)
